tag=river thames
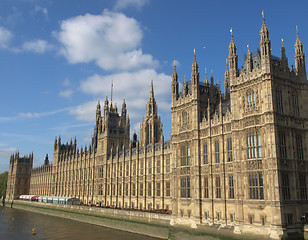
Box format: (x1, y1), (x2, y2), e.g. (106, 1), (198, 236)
(0, 206), (159, 240)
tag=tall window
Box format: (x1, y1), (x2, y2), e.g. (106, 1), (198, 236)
(282, 173), (290, 200)
(126, 163), (129, 176)
(119, 184), (122, 196)
(132, 183), (136, 196)
(249, 173), (264, 199)
(166, 157), (170, 173)
(100, 166), (104, 178)
(216, 176), (221, 198)
(229, 175), (235, 199)
(148, 159), (152, 174)
(125, 183), (129, 196)
(148, 182), (152, 196)
(276, 89), (283, 114)
(119, 164), (122, 177)
(133, 162), (136, 176)
(166, 181), (170, 197)
(204, 176), (209, 198)
(140, 161), (144, 175)
(227, 138), (233, 162)
(296, 134), (304, 160)
(181, 177), (190, 198)
(215, 141), (220, 163)
(156, 182), (161, 197)
(247, 131), (261, 159)
(247, 91), (256, 108)
(292, 93), (299, 117)
(299, 175), (307, 200)
(157, 160), (161, 174)
(203, 144), (208, 164)
(140, 183), (143, 196)
(98, 184), (103, 195)
(180, 145), (190, 166)
(182, 111), (188, 125)
(279, 132), (287, 159)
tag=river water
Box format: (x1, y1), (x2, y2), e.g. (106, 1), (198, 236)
(0, 206), (158, 240)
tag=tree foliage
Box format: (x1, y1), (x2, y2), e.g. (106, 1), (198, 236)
(0, 171), (8, 197)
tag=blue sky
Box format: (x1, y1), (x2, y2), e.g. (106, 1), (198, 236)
(0, 0), (307, 173)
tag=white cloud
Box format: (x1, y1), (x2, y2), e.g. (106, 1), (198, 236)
(59, 89), (73, 99)
(69, 100), (97, 122)
(0, 147), (17, 157)
(18, 107), (72, 119)
(114, 0), (150, 10)
(18, 112), (41, 118)
(33, 6), (48, 20)
(72, 69), (171, 123)
(62, 78), (71, 87)
(0, 26), (13, 49)
(55, 10), (158, 71)
(22, 39), (54, 53)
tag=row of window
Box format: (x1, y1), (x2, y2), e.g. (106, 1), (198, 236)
(278, 132), (304, 160)
(181, 173), (263, 200)
(282, 173), (307, 200)
(275, 89), (300, 116)
(98, 158), (171, 179)
(98, 181), (171, 197)
(182, 133), (260, 166)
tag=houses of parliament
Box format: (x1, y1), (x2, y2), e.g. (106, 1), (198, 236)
(6, 16), (308, 239)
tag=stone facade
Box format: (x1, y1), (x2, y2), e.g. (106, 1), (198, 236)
(7, 17), (308, 239)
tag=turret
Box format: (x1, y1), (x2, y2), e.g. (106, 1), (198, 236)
(204, 68), (209, 86)
(172, 61), (179, 102)
(246, 45), (252, 73)
(228, 28), (238, 78)
(44, 154), (49, 165)
(191, 49), (200, 98)
(294, 26), (307, 80)
(121, 98), (127, 120)
(224, 62), (229, 98)
(280, 38), (289, 71)
(260, 11), (271, 72)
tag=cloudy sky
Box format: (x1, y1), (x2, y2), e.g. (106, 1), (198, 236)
(0, 0), (307, 173)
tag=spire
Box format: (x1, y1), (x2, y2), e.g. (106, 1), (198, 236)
(280, 38), (289, 71)
(121, 97), (127, 119)
(224, 60), (229, 96)
(210, 70), (214, 86)
(204, 68), (209, 86)
(260, 10), (269, 41)
(260, 10), (271, 72)
(146, 79), (157, 116)
(228, 28), (238, 76)
(191, 48), (199, 85)
(246, 44), (252, 72)
(96, 99), (101, 117)
(172, 60), (178, 82)
(150, 79), (154, 99)
(172, 60), (179, 101)
(294, 26), (306, 79)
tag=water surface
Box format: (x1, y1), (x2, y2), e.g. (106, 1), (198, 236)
(0, 206), (158, 240)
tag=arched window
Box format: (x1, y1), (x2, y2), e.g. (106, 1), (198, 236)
(182, 111), (188, 125)
(247, 90), (256, 108)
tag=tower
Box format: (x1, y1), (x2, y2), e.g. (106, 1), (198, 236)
(228, 28), (238, 80)
(140, 80), (162, 146)
(6, 152), (33, 200)
(98, 95), (130, 158)
(260, 11), (271, 72)
(172, 61), (179, 105)
(294, 27), (307, 80)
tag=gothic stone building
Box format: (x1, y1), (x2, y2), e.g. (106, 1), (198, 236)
(7, 17), (308, 239)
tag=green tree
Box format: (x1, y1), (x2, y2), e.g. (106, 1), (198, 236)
(0, 171), (8, 197)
